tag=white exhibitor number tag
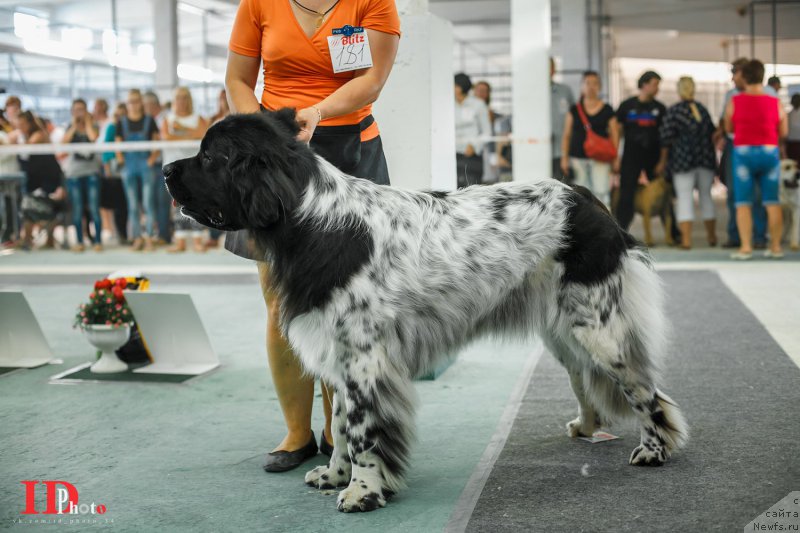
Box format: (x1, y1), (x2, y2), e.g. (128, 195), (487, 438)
(328, 25), (373, 74)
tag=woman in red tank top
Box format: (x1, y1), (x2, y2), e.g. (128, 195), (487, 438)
(724, 60), (789, 259)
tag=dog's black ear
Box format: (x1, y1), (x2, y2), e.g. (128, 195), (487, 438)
(229, 153), (301, 230)
(270, 107), (301, 137)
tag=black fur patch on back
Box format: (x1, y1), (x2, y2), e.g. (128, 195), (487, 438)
(556, 187), (636, 285)
(260, 215), (374, 321)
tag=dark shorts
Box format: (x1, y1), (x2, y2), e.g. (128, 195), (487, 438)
(224, 115), (391, 260)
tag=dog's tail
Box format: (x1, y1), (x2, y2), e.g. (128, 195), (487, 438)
(580, 247), (688, 449)
(370, 360), (418, 494)
(653, 388), (689, 450)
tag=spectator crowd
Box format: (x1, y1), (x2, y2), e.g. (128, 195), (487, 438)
(453, 57), (794, 257)
(0, 58), (795, 258)
(0, 88), (230, 253)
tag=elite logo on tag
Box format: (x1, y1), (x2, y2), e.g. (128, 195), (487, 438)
(327, 25), (373, 74)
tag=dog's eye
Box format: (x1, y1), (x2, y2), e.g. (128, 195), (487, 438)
(202, 152), (213, 163)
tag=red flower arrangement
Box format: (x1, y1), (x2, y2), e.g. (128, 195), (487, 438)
(74, 277), (134, 328)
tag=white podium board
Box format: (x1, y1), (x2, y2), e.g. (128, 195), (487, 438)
(0, 292), (53, 368)
(124, 292), (219, 375)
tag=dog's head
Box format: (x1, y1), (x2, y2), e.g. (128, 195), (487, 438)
(780, 159), (800, 190)
(163, 108), (312, 232)
(781, 159), (797, 181)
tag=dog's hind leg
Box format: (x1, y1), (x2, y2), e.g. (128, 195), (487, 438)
(567, 270), (688, 465)
(641, 205), (655, 247)
(335, 344), (416, 513)
(571, 326), (687, 466)
(543, 336), (600, 438)
(305, 391), (351, 489)
(663, 200), (675, 247)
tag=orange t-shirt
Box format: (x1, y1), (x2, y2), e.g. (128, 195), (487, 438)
(229, 0), (401, 141)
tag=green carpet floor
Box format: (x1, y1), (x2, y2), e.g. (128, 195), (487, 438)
(0, 281), (534, 532)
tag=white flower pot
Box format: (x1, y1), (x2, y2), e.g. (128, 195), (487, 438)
(84, 324), (131, 374)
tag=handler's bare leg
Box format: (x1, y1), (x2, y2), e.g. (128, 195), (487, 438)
(258, 262), (332, 452)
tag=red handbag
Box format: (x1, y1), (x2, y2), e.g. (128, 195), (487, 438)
(576, 102), (617, 162)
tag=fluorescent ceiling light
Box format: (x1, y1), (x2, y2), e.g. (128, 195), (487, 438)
(16, 12), (92, 61)
(178, 2), (205, 16)
(101, 29), (155, 72)
(61, 27), (93, 50)
(14, 12), (48, 40)
(24, 39), (86, 61)
(110, 54), (157, 73)
(177, 63), (213, 82)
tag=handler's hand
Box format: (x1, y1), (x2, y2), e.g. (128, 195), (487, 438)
(296, 107), (321, 143)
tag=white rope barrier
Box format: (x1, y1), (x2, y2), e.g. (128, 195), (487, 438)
(0, 134), (544, 157)
(0, 140), (200, 156)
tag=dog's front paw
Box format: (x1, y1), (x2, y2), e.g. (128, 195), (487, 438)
(629, 444), (668, 467)
(566, 416), (597, 438)
(305, 464), (350, 489)
(336, 481), (386, 513)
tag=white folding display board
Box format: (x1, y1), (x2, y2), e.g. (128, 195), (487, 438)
(124, 292), (219, 376)
(0, 292), (53, 368)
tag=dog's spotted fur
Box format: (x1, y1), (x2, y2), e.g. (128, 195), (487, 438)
(164, 110), (689, 513)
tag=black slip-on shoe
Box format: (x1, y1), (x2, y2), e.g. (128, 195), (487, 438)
(319, 429), (334, 457)
(263, 432), (318, 473)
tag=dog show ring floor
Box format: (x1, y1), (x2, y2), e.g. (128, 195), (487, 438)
(1, 221), (799, 532)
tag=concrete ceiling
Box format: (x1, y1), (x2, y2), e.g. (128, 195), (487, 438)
(431, 0), (800, 69)
(1, 0), (799, 74)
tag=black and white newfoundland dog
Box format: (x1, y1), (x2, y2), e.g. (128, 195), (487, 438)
(164, 109), (688, 513)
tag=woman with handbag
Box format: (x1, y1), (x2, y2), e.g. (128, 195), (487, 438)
(225, 0), (400, 473)
(17, 111), (66, 251)
(560, 70), (619, 208)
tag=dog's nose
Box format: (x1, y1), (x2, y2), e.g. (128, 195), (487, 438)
(163, 163), (176, 179)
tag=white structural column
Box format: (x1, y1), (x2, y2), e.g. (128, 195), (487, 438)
(558, 0), (604, 97)
(371, 0), (456, 190)
(511, 0), (552, 182)
(153, 0), (179, 98)
(558, 0), (589, 96)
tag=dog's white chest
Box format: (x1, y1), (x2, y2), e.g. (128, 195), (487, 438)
(286, 311), (336, 377)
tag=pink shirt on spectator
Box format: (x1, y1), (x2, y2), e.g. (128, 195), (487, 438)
(732, 93), (780, 146)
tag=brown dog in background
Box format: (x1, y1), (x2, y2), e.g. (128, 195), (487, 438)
(612, 176), (674, 247)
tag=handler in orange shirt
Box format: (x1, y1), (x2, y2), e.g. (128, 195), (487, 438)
(224, 0), (400, 472)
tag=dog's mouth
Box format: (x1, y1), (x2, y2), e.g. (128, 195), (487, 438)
(165, 177), (242, 231)
(177, 204), (240, 231)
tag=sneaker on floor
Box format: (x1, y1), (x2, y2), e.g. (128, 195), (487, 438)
(730, 251), (753, 260)
(131, 238), (144, 251)
(764, 250), (784, 259)
(70, 244), (85, 253)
